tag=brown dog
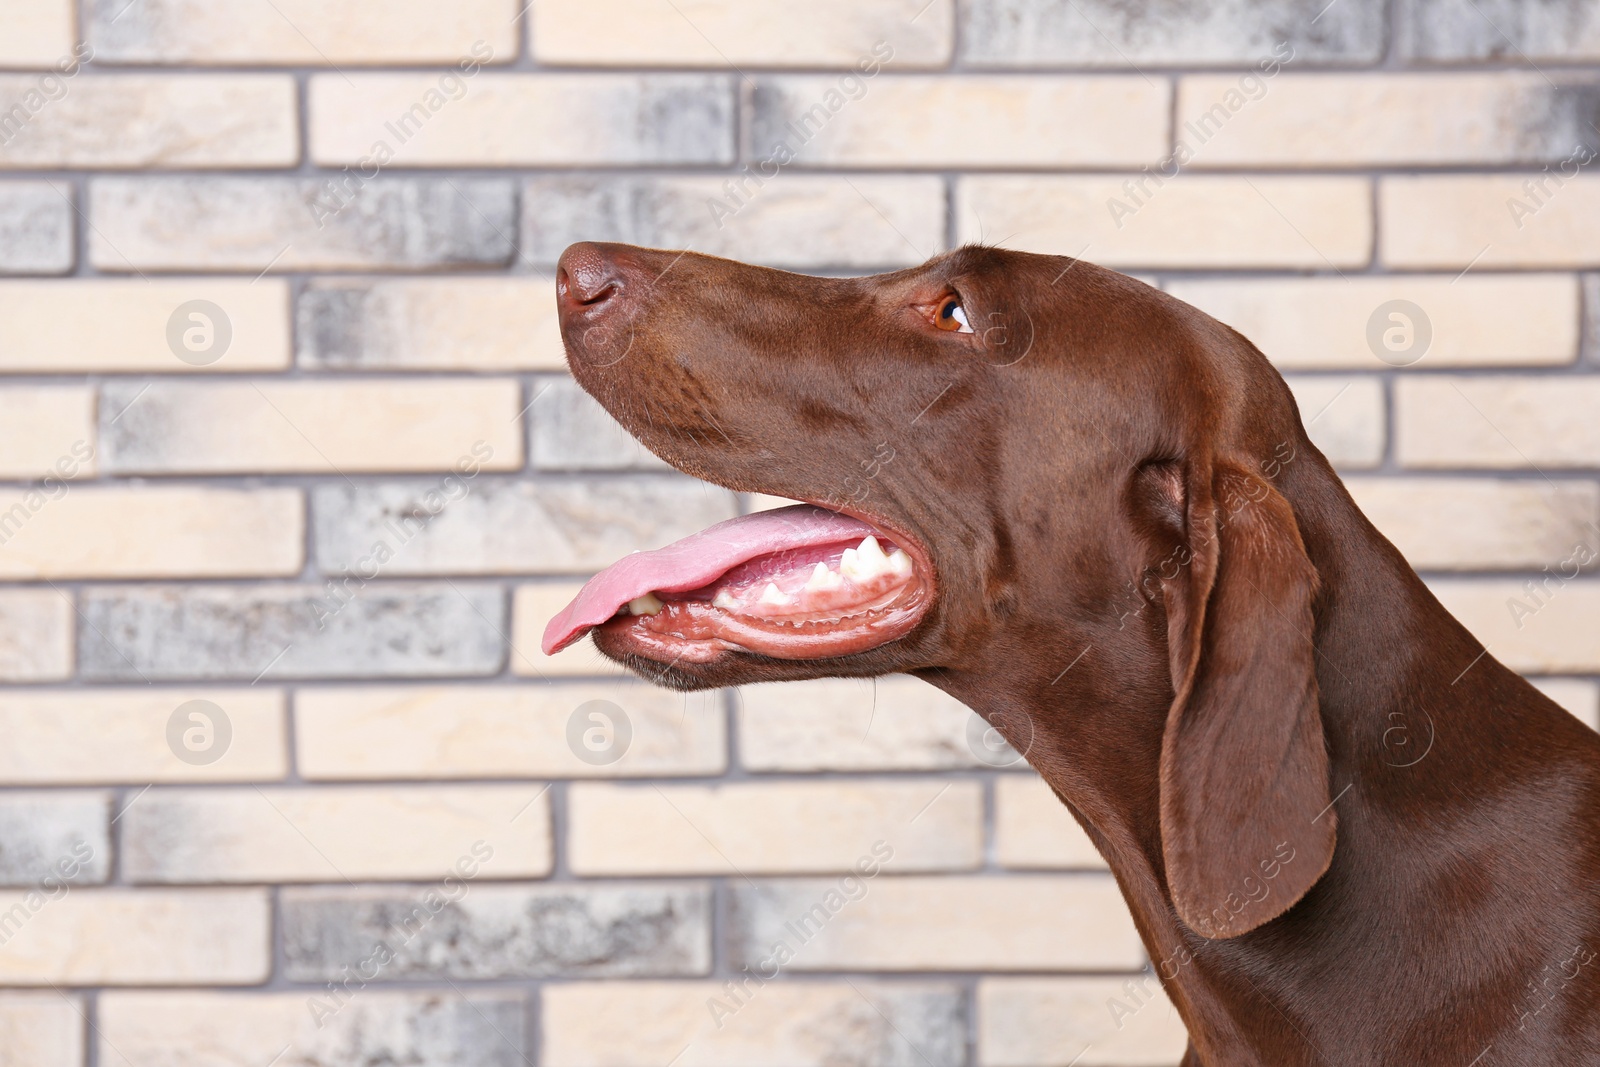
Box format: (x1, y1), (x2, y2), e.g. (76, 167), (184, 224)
(543, 241), (1600, 1066)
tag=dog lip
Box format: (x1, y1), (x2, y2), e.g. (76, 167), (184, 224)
(542, 502), (937, 661)
(542, 504), (888, 654)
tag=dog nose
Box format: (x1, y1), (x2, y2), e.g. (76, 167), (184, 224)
(557, 242), (625, 312)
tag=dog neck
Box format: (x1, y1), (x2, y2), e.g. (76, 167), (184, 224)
(920, 453), (1597, 1065)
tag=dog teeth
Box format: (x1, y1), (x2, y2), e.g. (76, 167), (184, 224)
(841, 536), (908, 582)
(804, 562), (844, 592)
(759, 582), (791, 606)
(626, 593), (664, 616)
(712, 589), (739, 611)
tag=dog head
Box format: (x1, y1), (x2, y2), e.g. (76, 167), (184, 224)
(545, 241), (1335, 937)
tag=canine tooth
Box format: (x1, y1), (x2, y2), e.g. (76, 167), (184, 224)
(713, 589), (739, 611)
(759, 582), (791, 606)
(887, 549), (912, 577)
(804, 563), (843, 592)
(627, 593), (664, 616)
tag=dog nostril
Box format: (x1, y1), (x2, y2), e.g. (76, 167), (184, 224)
(557, 243), (626, 310)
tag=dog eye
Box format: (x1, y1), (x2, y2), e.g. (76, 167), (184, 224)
(935, 297), (974, 334)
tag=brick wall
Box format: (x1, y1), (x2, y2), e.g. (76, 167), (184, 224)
(0, 0), (1597, 1063)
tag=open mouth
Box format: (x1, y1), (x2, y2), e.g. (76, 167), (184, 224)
(542, 505), (931, 664)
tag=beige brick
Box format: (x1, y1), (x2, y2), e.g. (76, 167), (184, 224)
(0, 279), (291, 372)
(0, 487), (303, 579)
(524, 174), (945, 269)
(298, 277), (564, 371)
(100, 379), (523, 474)
(512, 583), (628, 677)
(738, 677), (989, 771)
(543, 981), (964, 1067)
(534, 0), (953, 67)
(1346, 478), (1600, 571)
(123, 785), (552, 883)
(296, 684), (725, 779)
(0, 387), (92, 478)
(995, 774), (1106, 870)
(1396, 378), (1600, 468)
(0, 589), (70, 682)
(99, 990), (528, 1066)
(1530, 677), (1600, 730)
(569, 780), (980, 875)
(0, 2), (73, 67)
(89, 177), (515, 272)
(752, 76), (1165, 167)
(88, 0), (518, 65)
(959, 176), (1372, 268)
(0, 993), (81, 1066)
(311, 74), (732, 166)
(0, 689), (286, 784)
(0, 75), (296, 168)
(1177, 73), (1572, 168)
(979, 977), (1189, 1066)
(0, 888), (268, 985)
(732, 875), (1145, 971)
(1284, 376), (1385, 470)
(1428, 580), (1600, 673)
(1382, 176), (1600, 268)
(1170, 274), (1579, 370)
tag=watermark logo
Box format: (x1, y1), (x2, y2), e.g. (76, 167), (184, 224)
(567, 699), (632, 766)
(166, 699), (232, 766)
(707, 41), (893, 228)
(166, 300), (233, 366)
(1365, 299), (1431, 367)
(966, 709), (1033, 767)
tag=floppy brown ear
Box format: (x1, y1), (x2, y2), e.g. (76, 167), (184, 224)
(1159, 459), (1335, 939)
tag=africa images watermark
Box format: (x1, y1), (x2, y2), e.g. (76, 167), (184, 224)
(309, 441), (495, 629)
(0, 42), (93, 147)
(1504, 521), (1600, 630)
(705, 40), (894, 228)
(305, 840), (495, 1028)
(1505, 142), (1598, 230)
(0, 440), (96, 548)
(309, 40), (495, 228)
(0, 840), (97, 947)
(1104, 840), (1298, 1029)
(1105, 41), (1295, 228)
(704, 841), (895, 1029)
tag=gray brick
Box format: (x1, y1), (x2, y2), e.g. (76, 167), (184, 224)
(89, 177), (516, 272)
(522, 174), (944, 268)
(98, 990), (529, 1067)
(962, 0), (1384, 66)
(283, 882), (709, 980)
(312, 476), (735, 576)
(530, 376), (669, 471)
(1399, 0), (1600, 61)
(0, 181), (72, 274)
(77, 583), (505, 681)
(0, 792), (110, 887)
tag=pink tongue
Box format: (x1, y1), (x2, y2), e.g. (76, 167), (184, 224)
(542, 504), (876, 654)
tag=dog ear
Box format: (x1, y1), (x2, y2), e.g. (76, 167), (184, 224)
(1158, 459), (1335, 939)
